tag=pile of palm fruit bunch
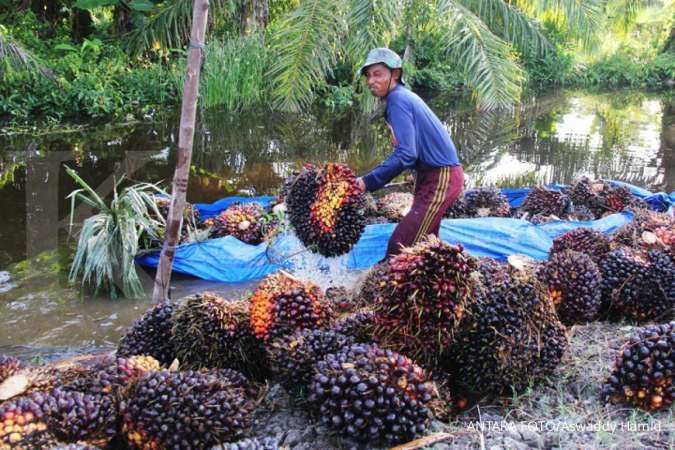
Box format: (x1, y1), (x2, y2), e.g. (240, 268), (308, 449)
(285, 163), (367, 257)
(0, 395), (58, 448)
(538, 249), (603, 325)
(549, 227), (612, 263)
(612, 208), (675, 255)
(601, 322), (674, 411)
(519, 186), (572, 222)
(443, 258), (568, 396)
(368, 236), (477, 367)
(445, 187), (510, 218)
(565, 177), (649, 219)
(375, 192), (414, 222)
(117, 301), (176, 366)
(172, 293), (267, 380)
(204, 202), (266, 244)
(307, 342), (436, 444)
(249, 272), (334, 342)
(152, 197), (201, 244)
(0, 355), (22, 383)
(599, 246), (674, 322)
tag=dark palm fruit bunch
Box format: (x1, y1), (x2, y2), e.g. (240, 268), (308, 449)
(0, 395), (58, 449)
(570, 204), (596, 221)
(538, 250), (602, 325)
(612, 208), (675, 250)
(172, 293), (267, 378)
(208, 203), (265, 244)
(153, 197), (201, 242)
(376, 192), (414, 222)
(371, 236), (475, 367)
(549, 227), (612, 263)
(443, 195), (466, 218)
(249, 272), (333, 342)
(277, 170), (300, 204)
(267, 328), (354, 391)
(308, 343), (436, 444)
(566, 178), (648, 219)
(601, 322), (674, 411)
(117, 302), (175, 366)
(0, 354), (22, 383)
(218, 437), (279, 450)
(462, 187), (511, 218)
(355, 261), (389, 306)
(332, 309), (376, 343)
(120, 370), (254, 450)
(599, 247), (674, 322)
(445, 266), (568, 396)
(520, 187), (571, 217)
(286, 163), (366, 257)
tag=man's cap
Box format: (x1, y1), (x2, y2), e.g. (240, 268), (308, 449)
(358, 47), (405, 85)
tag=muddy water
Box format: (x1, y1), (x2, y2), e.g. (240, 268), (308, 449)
(0, 88), (672, 358)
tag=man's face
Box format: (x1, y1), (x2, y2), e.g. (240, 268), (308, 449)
(365, 63), (394, 98)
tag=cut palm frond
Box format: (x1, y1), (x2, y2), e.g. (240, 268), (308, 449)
(438, 0), (525, 110)
(268, 0), (343, 112)
(66, 166), (166, 299)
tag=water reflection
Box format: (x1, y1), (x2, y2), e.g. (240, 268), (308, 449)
(0, 88), (672, 354)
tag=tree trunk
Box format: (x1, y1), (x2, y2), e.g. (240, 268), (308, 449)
(113, 4), (134, 35)
(71, 8), (94, 42)
(152, 0), (209, 303)
(240, 0), (268, 35)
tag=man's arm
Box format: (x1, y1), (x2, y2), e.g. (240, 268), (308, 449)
(361, 100), (417, 192)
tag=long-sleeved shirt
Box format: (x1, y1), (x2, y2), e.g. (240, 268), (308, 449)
(362, 84), (461, 192)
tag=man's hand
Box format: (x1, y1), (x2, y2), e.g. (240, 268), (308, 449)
(356, 177), (366, 192)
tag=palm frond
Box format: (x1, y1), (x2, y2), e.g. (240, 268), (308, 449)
(346, 0), (405, 63)
(534, 0), (604, 46)
(268, 0), (342, 112)
(438, 0), (525, 110)
(124, 0), (235, 56)
(0, 29), (53, 79)
(459, 0), (553, 55)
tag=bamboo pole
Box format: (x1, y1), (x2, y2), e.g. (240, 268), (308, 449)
(152, 0), (209, 303)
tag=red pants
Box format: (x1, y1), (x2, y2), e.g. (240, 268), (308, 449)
(386, 165), (464, 257)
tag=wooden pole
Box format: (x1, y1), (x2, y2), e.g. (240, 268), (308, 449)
(152, 0), (209, 303)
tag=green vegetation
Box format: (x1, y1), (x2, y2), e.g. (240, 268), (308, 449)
(0, 0), (672, 127)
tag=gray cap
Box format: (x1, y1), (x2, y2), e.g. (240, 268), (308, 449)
(358, 47), (406, 85)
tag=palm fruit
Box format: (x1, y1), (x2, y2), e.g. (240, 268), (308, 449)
(219, 437), (280, 450)
(154, 197), (200, 242)
(602, 322), (674, 411)
(376, 192), (413, 222)
(307, 343), (435, 444)
(354, 261), (389, 306)
(425, 372), (455, 421)
(538, 250), (602, 325)
(209, 203), (265, 244)
(332, 309), (376, 343)
(599, 247), (674, 322)
(286, 163), (366, 257)
(0, 354), (22, 383)
(172, 293), (267, 379)
(117, 302), (175, 366)
(0, 395), (58, 449)
(520, 187), (571, 217)
(445, 264), (568, 396)
(566, 178), (648, 218)
(277, 170), (300, 204)
(462, 187), (510, 218)
(267, 328), (354, 391)
(613, 208), (675, 251)
(120, 370), (254, 449)
(370, 236), (475, 367)
(249, 272), (333, 342)
(443, 195), (466, 218)
(549, 227), (611, 263)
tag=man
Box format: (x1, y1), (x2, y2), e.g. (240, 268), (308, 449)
(356, 47), (464, 257)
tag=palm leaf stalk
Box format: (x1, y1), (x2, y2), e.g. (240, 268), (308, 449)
(66, 166), (166, 299)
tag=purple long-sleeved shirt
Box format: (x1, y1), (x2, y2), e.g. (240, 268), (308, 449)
(362, 84), (461, 192)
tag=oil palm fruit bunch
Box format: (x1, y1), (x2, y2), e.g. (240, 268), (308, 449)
(613, 208), (675, 251)
(308, 343), (435, 444)
(520, 187), (571, 217)
(0, 354), (22, 383)
(267, 328), (354, 391)
(286, 163), (366, 257)
(209, 203), (265, 244)
(0, 395), (57, 449)
(117, 302), (175, 366)
(549, 227), (611, 263)
(445, 266), (568, 396)
(332, 309), (376, 343)
(600, 184), (647, 215)
(462, 187), (510, 218)
(120, 370), (254, 449)
(599, 247), (674, 322)
(249, 272), (333, 342)
(354, 261), (389, 306)
(376, 192), (413, 222)
(172, 293), (267, 379)
(443, 195), (466, 218)
(601, 322), (674, 411)
(538, 250), (602, 325)
(220, 437), (280, 450)
(154, 197), (201, 242)
(370, 236), (475, 367)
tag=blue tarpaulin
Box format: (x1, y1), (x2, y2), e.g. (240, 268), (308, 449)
(136, 183), (674, 282)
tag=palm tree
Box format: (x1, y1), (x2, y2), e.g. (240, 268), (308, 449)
(267, 0), (604, 112)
